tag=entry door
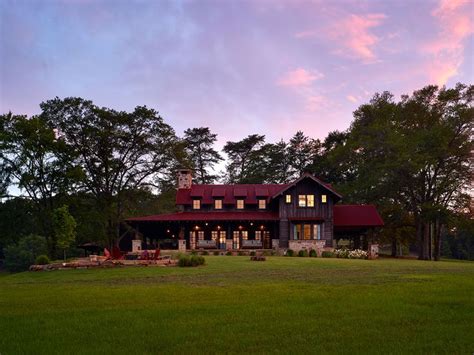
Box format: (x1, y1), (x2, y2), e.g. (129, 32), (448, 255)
(263, 231), (271, 249)
(219, 231), (226, 249)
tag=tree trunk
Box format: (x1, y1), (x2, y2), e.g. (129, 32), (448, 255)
(423, 222), (431, 260)
(391, 238), (397, 257)
(434, 219), (441, 261)
(416, 217), (425, 260)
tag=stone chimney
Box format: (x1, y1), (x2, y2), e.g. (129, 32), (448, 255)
(177, 169), (192, 189)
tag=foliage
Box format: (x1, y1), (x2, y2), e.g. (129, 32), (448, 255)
(321, 251), (334, 258)
(249, 251), (256, 256)
(348, 249), (368, 259)
(178, 254), (205, 267)
(213, 250), (219, 256)
(223, 134), (266, 183)
(52, 205), (77, 260)
(335, 248), (350, 258)
(183, 127), (222, 184)
(3, 234), (47, 272)
(309, 249), (317, 257)
(35, 255), (50, 265)
(287, 131), (321, 180)
(225, 251), (232, 256)
(298, 249), (309, 257)
(201, 251), (209, 256)
(286, 249), (294, 257)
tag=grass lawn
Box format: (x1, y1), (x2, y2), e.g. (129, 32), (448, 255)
(0, 257), (473, 354)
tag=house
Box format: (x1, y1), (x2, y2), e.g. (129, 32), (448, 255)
(123, 169), (384, 252)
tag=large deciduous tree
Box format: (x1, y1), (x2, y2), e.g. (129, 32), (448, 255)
(329, 84), (473, 260)
(183, 127), (222, 184)
(41, 97), (184, 246)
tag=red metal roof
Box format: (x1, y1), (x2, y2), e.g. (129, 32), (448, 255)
(176, 184), (289, 205)
(126, 211), (280, 222)
(333, 205), (384, 227)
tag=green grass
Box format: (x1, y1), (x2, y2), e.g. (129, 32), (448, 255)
(0, 257), (473, 354)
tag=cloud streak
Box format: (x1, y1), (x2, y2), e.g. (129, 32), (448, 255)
(277, 68), (324, 87)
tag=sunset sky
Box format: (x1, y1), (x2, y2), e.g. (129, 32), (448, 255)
(1, 0), (473, 146)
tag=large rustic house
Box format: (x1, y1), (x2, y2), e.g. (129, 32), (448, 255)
(124, 169), (383, 252)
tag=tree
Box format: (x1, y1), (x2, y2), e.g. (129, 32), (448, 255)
(0, 112), (80, 252)
(183, 127), (222, 184)
(41, 97), (184, 246)
(52, 205), (77, 260)
(287, 131), (321, 179)
(262, 140), (292, 183)
(223, 134), (266, 183)
(3, 234), (47, 272)
(329, 84), (473, 260)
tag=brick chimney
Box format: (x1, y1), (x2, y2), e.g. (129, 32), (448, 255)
(177, 169), (192, 189)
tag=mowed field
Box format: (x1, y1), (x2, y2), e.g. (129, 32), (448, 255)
(0, 257), (473, 354)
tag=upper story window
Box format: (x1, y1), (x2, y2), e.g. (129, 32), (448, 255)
(285, 194), (291, 204)
(298, 195), (315, 207)
(192, 199), (201, 210)
(321, 195), (327, 203)
(298, 195), (306, 207)
(214, 199), (222, 209)
(236, 199), (245, 209)
(258, 199), (266, 209)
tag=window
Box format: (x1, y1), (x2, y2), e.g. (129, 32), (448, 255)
(295, 224), (302, 240)
(255, 231), (261, 241)
(214, 199), (222, 209)
(298, 195), (306, 207)
(236, 199), (244, 209)
(313, 224), (322, 240)
(192, 199), (201, 210)
(298, 195), (315, 207)
(285, 194), (292, 203)
(258, 199), (266, 209)
(321, 195), (327, 203)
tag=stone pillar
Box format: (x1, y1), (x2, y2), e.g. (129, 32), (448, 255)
(132, 239), (142, 252)
(226, 240), (233, 251)
(368, 244), (379, 259)
(178, 239), (186, 252)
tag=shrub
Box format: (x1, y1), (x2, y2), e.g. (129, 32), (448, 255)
(249, 251), (256, 256)
(201, 250), (209, 256)
(238, 251), (245, 256)
(286, 249), (295, 257)
(321, 251), (334, 258)
(225, 251), (232, 256)
(178, 255), (205, 267)
(298, 249), (309, 257)
(335, 248), (350, 259)
(3, 234), (48, 272)
(348, 249), (368, 259)
(190, 250), (198, 255)
(35, 255), (50, 265)
(213, 250), (220, 256)
(309, 249), (317, 257)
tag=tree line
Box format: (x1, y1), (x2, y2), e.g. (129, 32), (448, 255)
(1, 84), (473, 263)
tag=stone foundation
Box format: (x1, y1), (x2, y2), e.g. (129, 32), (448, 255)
(288, 240), (327, 256)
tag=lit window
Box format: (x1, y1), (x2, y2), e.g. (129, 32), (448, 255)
(313, 224), (322, 240)
(214, 199), (222, 209)
(258, 199), (266, 209)
(236, 199), (244, 209)
(192, 199), (200, 209)
(285, 194), (291, 203)
(307, 195), (314, 207)
(295, 224), (302, 240)
(321, 195), (327, 203)
(298, 195), (306, 207)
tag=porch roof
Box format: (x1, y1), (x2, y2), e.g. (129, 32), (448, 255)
(334, 205), (384, 228)
(126, 211), (279, 222)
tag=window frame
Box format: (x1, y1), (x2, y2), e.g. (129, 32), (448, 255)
(214, 199), (223, 210)
(285, 194), (292, 204)
(298, 195), (306, 207)
(321, 194), (327, 203)
(258, 199), (266, 209)
(192, 199), (201, 210)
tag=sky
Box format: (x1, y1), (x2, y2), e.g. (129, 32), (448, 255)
(1, 0), (473, 148)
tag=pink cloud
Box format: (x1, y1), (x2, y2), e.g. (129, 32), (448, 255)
(297, 13), (386, 62)
(423, 0), (473, 85)
(277, 68), (324, 87)
(346, 95), (357, 103)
